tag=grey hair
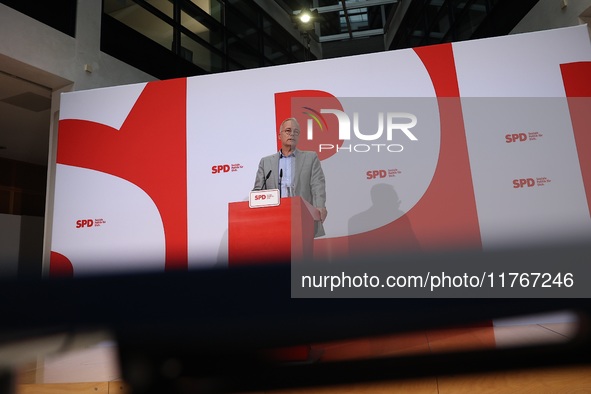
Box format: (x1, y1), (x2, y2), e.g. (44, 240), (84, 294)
(280, 117), (300, 133)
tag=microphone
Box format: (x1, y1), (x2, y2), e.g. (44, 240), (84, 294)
(262, 170), (272, 190)
(279, 169), (283, 198)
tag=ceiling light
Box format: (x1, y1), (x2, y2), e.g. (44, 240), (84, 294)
(299, 10), (312, 24)
(294, 7), (319, 31)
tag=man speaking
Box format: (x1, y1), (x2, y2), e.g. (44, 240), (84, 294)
(253, 118), (327, 237)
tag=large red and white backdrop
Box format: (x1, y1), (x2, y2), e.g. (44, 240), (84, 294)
(50, 26), (591, 276)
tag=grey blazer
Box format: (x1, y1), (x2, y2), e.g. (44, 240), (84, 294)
(253, 149), (326, 237)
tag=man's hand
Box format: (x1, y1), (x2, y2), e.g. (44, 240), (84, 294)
(318, 207), (328, 223)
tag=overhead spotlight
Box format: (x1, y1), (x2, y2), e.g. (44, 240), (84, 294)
(298, 9), (312, 24)
(294, 7), (319, 31)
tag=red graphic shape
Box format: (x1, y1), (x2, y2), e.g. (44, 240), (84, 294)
(49, 251), (74, 277)
(57, 79), (188, 271)
(406, 44), (481, 249)
(415, 43), (460, 97)
(313, 43), (482, 259)
(275, 90), (344, 161)
(561, 61), (591, 217)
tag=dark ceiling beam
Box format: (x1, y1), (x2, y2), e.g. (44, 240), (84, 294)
(340, 0), (354, 39)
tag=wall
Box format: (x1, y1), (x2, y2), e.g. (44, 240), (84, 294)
(0, 2), (156, 92)
(511, 0), (591, 35)
(0, 214), (43, 277)
(0, 1), (156, 277)
(0, 213), (20, 276)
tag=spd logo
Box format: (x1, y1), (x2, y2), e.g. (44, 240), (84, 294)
(76, 219), (94, 228)
(513, 177), (551, 188)
(75, 218), (106, 228)
(505, 133), (528, 143)
(212, 164), (230, 174)
(512, 178), (535, 188)
(367, 170), (387, 179)
(505, 132), (543, 143)
(211, 163), (244, 174)
(366, 168), (402, 180)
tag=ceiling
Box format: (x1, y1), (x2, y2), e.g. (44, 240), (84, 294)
(0, 71), (52, 167)
(278, 0), (399, 42)
(0, 49), (72, 167)
(1, 43), (77, 171)
(0, 0), (541, 167)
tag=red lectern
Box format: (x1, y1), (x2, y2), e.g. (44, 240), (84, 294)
(228, 196), (319, 362)
(228, 196), (319, 266)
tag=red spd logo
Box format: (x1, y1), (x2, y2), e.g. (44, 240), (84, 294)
(212, 163), (243, 174)
(212, 164), (230, 174)
(366, 170), (387, 179)
(505, 132), (543, 143)
(75, 218), (106, 228)
(505, 133), (528, 143)
(254, 193), (274, 200)
(513, 178), (535, 188)
(76, 219), (94, 228)
(366, 168), (401, 180)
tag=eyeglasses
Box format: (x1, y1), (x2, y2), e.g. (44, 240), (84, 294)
(282, 128), (300, 136)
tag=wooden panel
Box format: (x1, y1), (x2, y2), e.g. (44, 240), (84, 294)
(438, 365), (591, 394)
(271, 366), (591, 394)
(17, 382), (109, 394)
(271, 378), (439, 394)
(108, 381), (131, 394)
